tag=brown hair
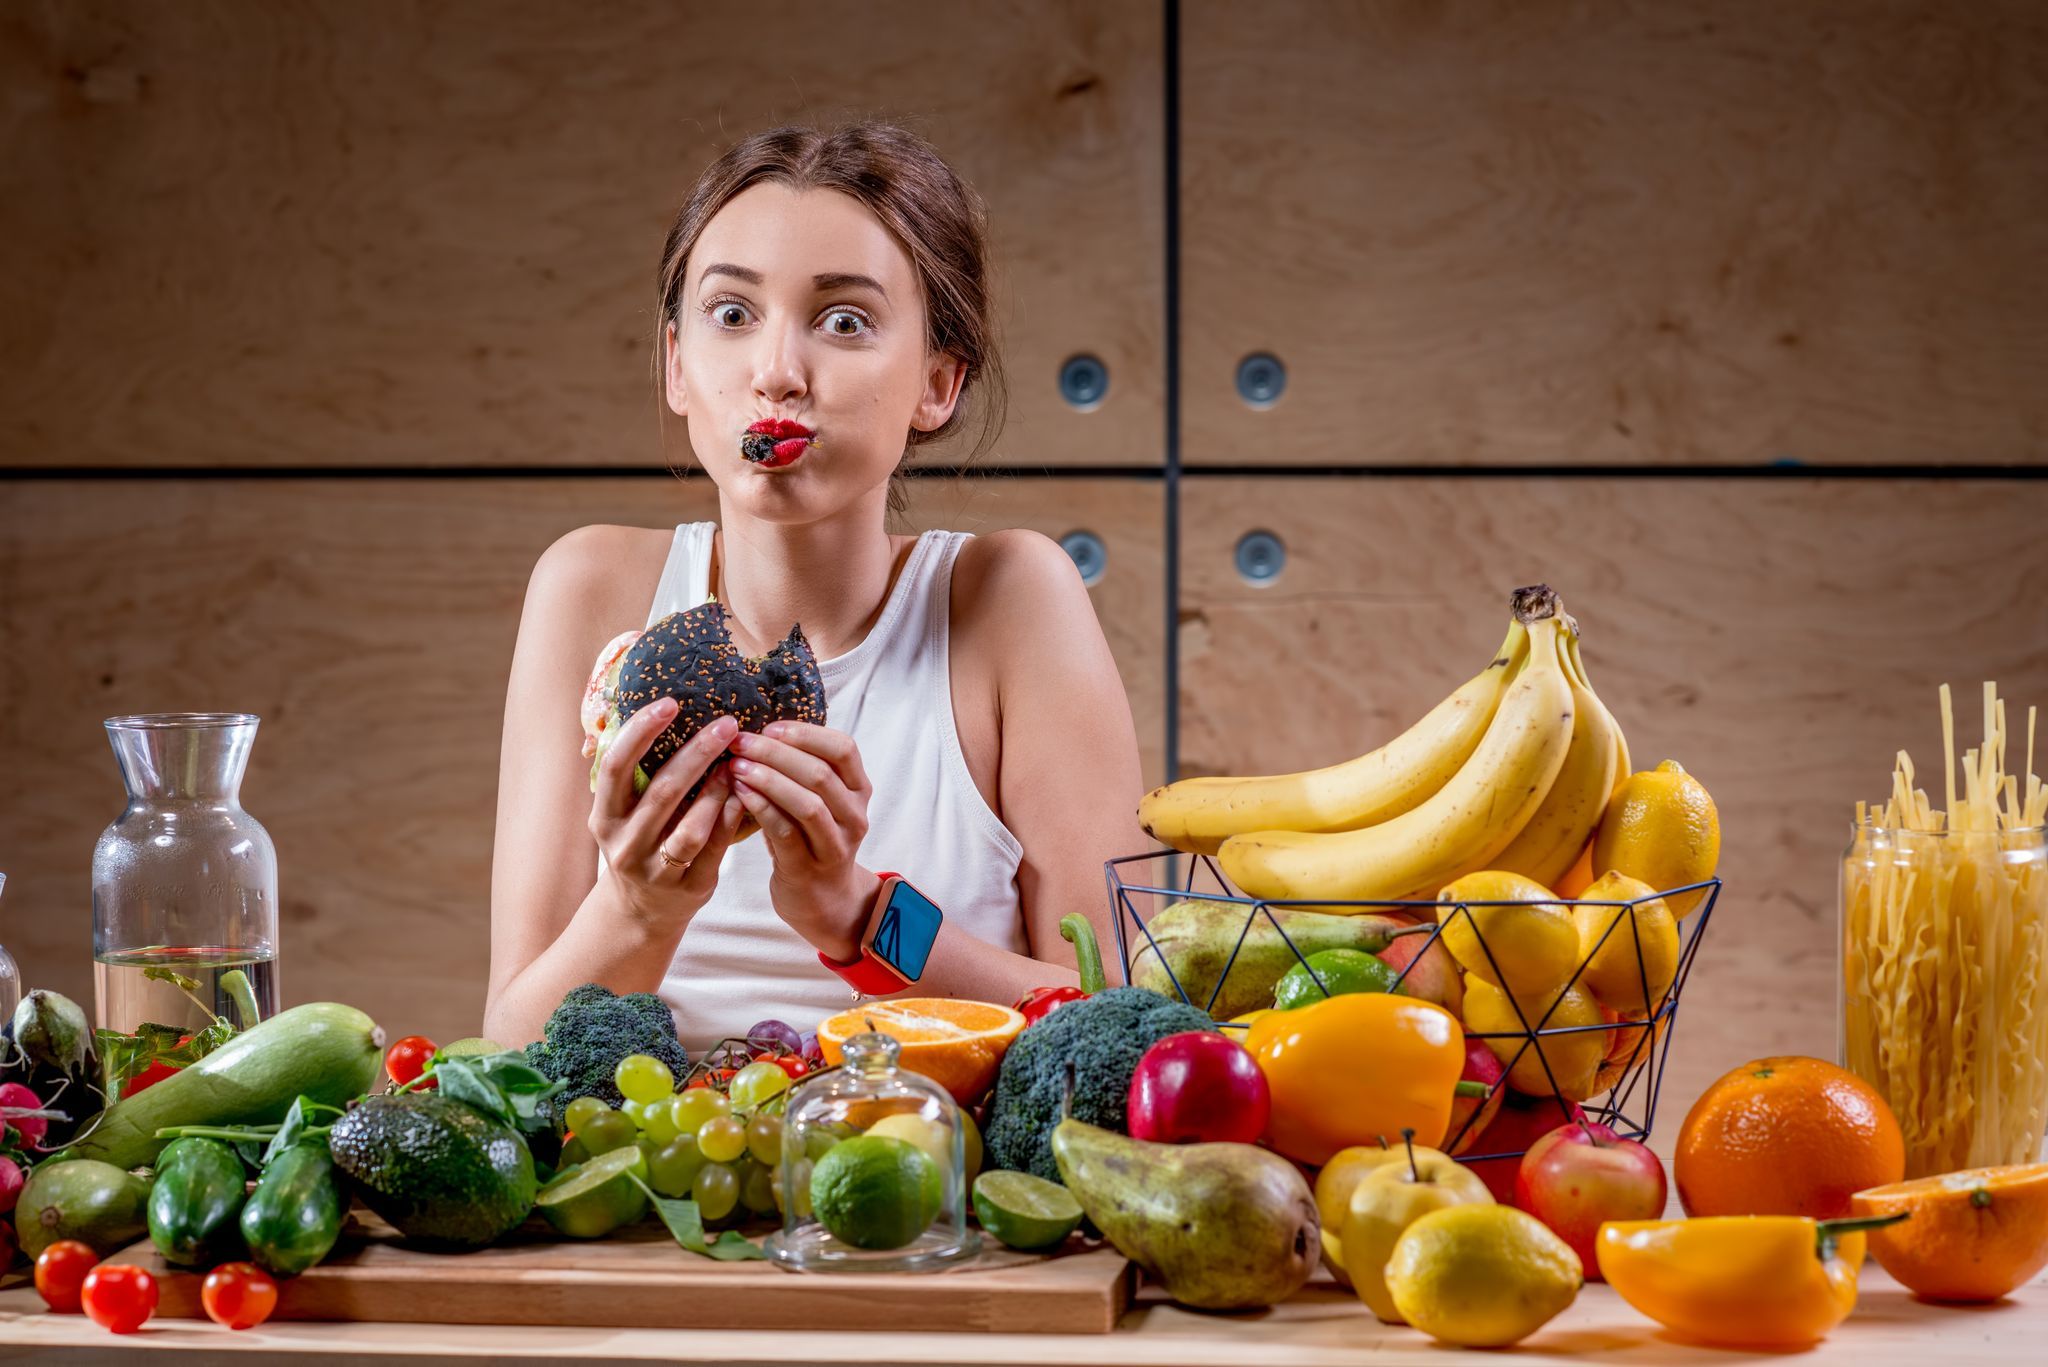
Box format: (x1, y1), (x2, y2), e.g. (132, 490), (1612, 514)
(655, 121), (1006, 513)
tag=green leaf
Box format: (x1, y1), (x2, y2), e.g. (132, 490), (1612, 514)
(629, 1175), (767, 1261)
(260, 1096), (312, 1166)
(141, 966), (204, 994)
(431, 1051), (565, 1140)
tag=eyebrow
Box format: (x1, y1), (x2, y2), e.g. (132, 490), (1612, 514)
(698, 263), (889, 301)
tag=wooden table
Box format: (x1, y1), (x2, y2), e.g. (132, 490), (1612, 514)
(3, 1263), (2041, 1365)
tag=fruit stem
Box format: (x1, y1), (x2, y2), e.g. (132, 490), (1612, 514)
(1815, 1211), (1910, 1261)
(1402, 1127), (1419, 1182)
(1059, 914), (1108, 995)
(1510, 584), (1562, 625)
(1452, 1081), (1491, 1098)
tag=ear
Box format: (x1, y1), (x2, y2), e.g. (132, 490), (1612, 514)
(910, 351), (968, 434)
(664, 319), (688, 418)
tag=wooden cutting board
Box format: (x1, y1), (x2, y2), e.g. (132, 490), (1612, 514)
(112, 1212), (1134, 1335)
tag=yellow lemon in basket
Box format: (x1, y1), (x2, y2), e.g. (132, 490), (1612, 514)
(1591, 760), (1720, 918)
(1571, 872), (1680, 1012)
(1435, 872), (1579, 1002)
(1463, 978), (1606, 1101)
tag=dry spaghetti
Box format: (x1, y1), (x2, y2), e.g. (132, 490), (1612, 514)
(1842, 683), (2048, 1176)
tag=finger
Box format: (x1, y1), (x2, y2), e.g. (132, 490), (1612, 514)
(679, 791), (747, 892)
(733, 775), (813, 857)
(730, 761), (845, 859)
(594, 697), (677, 823)
(730, 733), (861, 827)
(649, 769), (732, 874)
(762, 721), (868, 795)
(624, 716), (739, 852)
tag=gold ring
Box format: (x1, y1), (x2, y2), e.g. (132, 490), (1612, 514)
(658, 846), (691, 872)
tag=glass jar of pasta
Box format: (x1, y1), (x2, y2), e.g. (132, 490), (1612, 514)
(1841, 818), (2048, 1174)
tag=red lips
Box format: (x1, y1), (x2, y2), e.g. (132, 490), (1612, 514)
(747, 418), (814, 439)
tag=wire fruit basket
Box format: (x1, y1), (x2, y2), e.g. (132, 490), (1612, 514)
(1104, 848), (1718, 1164)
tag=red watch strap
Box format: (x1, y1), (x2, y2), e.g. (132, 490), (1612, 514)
(817, 871), (909, 994)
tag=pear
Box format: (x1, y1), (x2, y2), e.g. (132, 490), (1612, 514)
(1130, 898), (1420, 1020)
(1052, 1115), (1319, 1310)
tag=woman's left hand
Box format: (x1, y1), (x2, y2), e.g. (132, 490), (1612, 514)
(728, 720), (875, 961)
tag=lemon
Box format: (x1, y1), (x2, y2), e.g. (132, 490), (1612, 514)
(1436, 871), (1580, 1000)
(1386, 1204), (1582, 1348)
(809, 1135), (943, 1251)
(1591, 760), (1720, 918)
(535, 1144), (651, 1238)
(1572, 872), (1680, 1010)
(1463, 978), (1606, 1100)
(972, 1171), (1084, 1251)
(866, 1109), (983, 1185)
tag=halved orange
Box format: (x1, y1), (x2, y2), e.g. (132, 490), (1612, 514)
(1851, 1164), (2048, 1302)
(817, 999), (1026, 1105)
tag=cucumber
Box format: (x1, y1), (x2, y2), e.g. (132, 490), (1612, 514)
(68, 1002), (383, 1170)
(148, 1136), (248, 1266)
(241, 1142), (345, 1276)
(16, 1159), (151, 1261)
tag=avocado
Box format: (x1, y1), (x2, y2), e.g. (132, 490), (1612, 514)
(326, 1093), (537, 1249)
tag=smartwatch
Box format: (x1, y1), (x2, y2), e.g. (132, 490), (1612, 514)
(818, 871), (944, 997)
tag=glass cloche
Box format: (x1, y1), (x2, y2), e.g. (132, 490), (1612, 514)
(766, 1028), (979, 1272)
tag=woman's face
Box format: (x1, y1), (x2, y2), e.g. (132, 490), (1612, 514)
(666, 182), (964, 521)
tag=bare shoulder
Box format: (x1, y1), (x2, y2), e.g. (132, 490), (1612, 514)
(949, 527), (1093, 642)
(525, 523), (675, 649)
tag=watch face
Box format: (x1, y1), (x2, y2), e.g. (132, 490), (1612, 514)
(870, 878), (942, 981)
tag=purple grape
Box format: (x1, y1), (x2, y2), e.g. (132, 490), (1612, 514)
(799, 1031), (822, 1063)
(746, 1019), (803, 1056)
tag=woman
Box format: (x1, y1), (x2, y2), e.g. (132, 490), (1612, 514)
(484, 122), (1144, 1054)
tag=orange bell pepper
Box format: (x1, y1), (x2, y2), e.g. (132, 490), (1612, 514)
(1246, 992), (1465, 1166)
(1597, 1213), (1908, 1347)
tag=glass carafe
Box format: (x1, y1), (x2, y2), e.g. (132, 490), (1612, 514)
(767, 1029), (979, 1272)
(0, 872), (19, 1023)
(91, 714), (279, 1035)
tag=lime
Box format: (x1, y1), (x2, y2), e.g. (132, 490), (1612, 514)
(535, 1144), (651, 1239)
(1273, 948), (1397, 1010)
(972, 1171), (1083, 1252)
(440, 1036), (503, 1057)
(809, 1135), (943, 1251)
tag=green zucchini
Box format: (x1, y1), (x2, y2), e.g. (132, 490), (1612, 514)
(68, 1002), (383, 1170)
(241, 1142), (345, 1276)
(147, 1137), (248, 1266)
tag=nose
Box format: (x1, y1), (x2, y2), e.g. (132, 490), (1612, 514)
(751, 317), (808, 405)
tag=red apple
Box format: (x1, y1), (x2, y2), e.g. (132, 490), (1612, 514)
(1514, 1120), (1668, 1278)
(1443, 1038), (1505, 1156)
(1127, 1031), (1270, 1144)
(1377, 929), (1463, 1016)
(1456, 1094), (1585, 1205)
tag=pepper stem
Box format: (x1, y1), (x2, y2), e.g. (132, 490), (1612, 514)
(1816, 1211), (1909, 1261)
(1059, 915), (1108, 994)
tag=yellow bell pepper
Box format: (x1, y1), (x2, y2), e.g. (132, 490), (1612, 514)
(1246, 993), (1465, 1166)
(1596, 1213), (1908, 1348)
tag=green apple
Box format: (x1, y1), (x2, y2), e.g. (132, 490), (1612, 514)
(1340, 1143), (1492, 1323)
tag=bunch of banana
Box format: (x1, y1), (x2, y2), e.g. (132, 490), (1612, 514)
(1139, 585), (1629, 907)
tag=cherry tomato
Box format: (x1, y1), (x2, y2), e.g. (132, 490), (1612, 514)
(201, 1262), (279, 1330)
(770, 1054), (810, 1080)
(35, 1240), (99, 1313)
(80, 1263), (157, 1334)
(384, 1035), (438, 1089)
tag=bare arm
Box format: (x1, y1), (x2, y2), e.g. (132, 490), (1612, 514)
(482, 527), (743, 1046)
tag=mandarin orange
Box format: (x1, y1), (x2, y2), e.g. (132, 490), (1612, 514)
(1851, 1164), (2048, 1302)
(1675, 1055), (1904, 1218)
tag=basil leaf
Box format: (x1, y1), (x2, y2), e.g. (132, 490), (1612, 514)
(430, 1051), (565, 1140)
(629, 1176), (767, 1261)
(260, 1096), (311, 1167)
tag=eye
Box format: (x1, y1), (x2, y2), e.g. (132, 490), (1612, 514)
(823, 308), (872, 338)
(702, 297), (751, 329)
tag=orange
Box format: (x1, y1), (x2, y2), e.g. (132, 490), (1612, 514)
(816, 999), (1025, 1104)
(1590, 760), (1720, 917)
(1851, 1164), (2048, 1302)
(1675, 1056), (1904, 1219)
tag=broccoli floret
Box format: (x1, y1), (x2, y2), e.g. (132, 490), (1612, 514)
(523, 982), (691, 1110)
(982, 987), (1216, 1182)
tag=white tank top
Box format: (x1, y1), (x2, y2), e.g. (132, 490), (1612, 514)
(611, 523), (1026, 1056)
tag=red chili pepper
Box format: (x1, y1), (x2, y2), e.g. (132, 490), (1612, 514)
(120, 1037), (195, 1098)
(1015, 986), (1088, 1026)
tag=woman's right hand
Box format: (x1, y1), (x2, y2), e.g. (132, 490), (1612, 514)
(589, 698), (746, 929)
